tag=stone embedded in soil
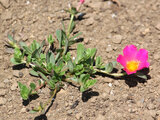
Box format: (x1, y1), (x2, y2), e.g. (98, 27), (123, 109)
(75, 112), (82, 120)
(13, 71), (23, 78)
(153, 52), (160, 60)
(0, 97), (7, 105)
(0, 0), (10, 8)
(0, 90), (6, 96)
(0, 83), (5, 88)
(84, 17), (94, 26)
(106, 45), (113, 52)
(112, 35), (123, 44)
(11, 82), (18, 91)
(155, 23), (160, 30)
(20, 108), (27, 113)
(1, 10), (12, 20)
(95, 114), (105, 120)
(147, 103), (155, 110)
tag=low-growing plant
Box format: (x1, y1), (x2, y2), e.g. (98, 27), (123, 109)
(6, 1), (149, 116)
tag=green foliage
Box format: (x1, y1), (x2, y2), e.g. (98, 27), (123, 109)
(18, 82), (36, 100)
(79, 74), (97, 92)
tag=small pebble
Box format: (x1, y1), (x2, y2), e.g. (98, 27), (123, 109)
(108, 83), (112, 87)
(0, 90), (6, 96)
(11, 82), (18, 91)
(112, 35), (123, 44)
(0, 97), (7, 105)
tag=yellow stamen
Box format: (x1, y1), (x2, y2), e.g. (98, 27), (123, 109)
(126, 61), (139, 72)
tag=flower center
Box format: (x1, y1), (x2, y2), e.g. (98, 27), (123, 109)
(126, 61), (139, 72)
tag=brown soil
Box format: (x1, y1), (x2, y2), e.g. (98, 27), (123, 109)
(0, 0), (160, 120)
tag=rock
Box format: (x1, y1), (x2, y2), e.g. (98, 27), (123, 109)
(75, 112), (82, 120)
(112, 35), (123, 44)
(96, 114), (105, 120)
(19, 72), (24, 78)
(0, 90), (6, 96)
(5, 47), (14, 54)
(13, 70), (19, 78)
(155, 23), (160, 30)
(106, 45), (113, 52)
(0, 97), (7, 105)
(147, 103), (155, 110)
(84, 17), (94, 26)
(11, 82), (18, 91)
(13, 71), (23, 78)
(3, 78), (10, 83)
(58, 89), (66, 94)
(20, 108), (27, 113)
(0, 0), (10, 8)
(153, 52), (160, 60)
(113, 81), (119, 86)
(101, 92), (107, 98)
(1, 10), (12, 20)
(0, 83), (5, 88)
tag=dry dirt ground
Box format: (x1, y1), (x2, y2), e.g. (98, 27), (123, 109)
(0, 0), (160, 120)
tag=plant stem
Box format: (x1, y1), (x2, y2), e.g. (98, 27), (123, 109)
(42, 88), (57, 111)
(67, 14), (74, 38)
(94, 68), (126, 77)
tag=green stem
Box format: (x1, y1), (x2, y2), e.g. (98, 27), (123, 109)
(67, 14), (74, 38)
(94, 68), (126, 77)
(42, 88), (57, 111)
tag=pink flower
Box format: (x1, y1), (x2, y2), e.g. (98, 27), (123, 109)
(80, 0), (85, 4)
(117, 45), (150, 75)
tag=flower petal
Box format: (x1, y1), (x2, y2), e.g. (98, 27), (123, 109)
(136, 49), (148, 63)
(136, 49), (149, 70)
(138, 61), (150, 70)
(117, 55), (127, 67)
(123, 45), (138, 61)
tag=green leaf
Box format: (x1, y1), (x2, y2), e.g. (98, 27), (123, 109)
(29, 109), (39, 114)
(76, 44), (84, 63)
(136, 72), (147, 80)
(47, 35), (54, 45)
(85, 79), (97, 88)
(67, 60), (74, 73)
(11, 57), (24, 65)
(14, 48), (23, 62)
(18, 82), (30, 100)
(32, 47), (41, 58)
(96, 56), (101, 66)
(48, 80), (55, 89)
(8, 34), (16, 43)
(80, 74), (90, 83)
(23, 46), (32, 55)
(70, 76), (79, 83)
(105, 62), (113, 73)
(30, 70), (39, 77)
(80, 86), (85, 92)
(69, 21), (75, 33)
(112, 61), (117, 68)
(50, 53), (55, 65)
(46, 51), (51, 64)
(56, 29), (62, 47)
(61, 21), (66, 32)
(19, 42), (27, 48)
(38, 72), (49, 81)
(69, 32), (82, 41)
(30, 83), (36, 90)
